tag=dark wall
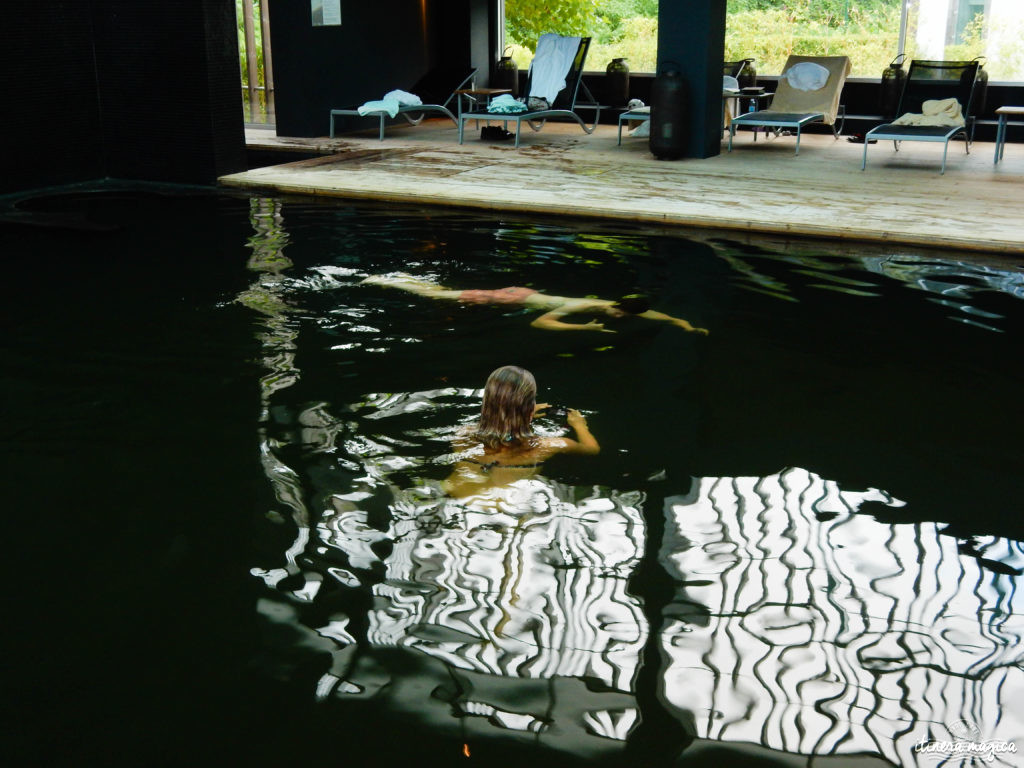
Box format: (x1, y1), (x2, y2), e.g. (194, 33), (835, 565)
(1, 0), (246, 195)
(92, 0), (246, 183)
(269, 0), (491, 137)
(2, 1), (106, 192)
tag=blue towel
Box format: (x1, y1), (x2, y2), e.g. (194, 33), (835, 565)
(384, 90), (422, 107)
(358, 98), (400, 118)
(488, 94), (528, 114)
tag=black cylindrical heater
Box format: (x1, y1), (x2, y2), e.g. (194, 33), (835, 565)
(494, 49), (519, 98)
(650, 63), (687, 160)
(738, 58), (757, 91)
(970, 57), (989, 121)
(880, 54), (907, 121)
(605, 58), (630, 107)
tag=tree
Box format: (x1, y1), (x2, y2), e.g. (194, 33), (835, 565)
(505, 0), (599, 50)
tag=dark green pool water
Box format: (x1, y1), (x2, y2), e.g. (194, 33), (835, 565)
(4, 185), (1022, 767)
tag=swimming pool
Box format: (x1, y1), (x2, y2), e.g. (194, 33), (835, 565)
(5, 186), (1023, 766)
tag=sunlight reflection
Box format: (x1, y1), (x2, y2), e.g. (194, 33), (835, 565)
(661, 468), (1024, 766)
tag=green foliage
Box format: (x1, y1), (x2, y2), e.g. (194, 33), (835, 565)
(236, 0), (265, 84)
(724, 4), (901, 76)
(942, 14), (984, 62)
(505, 0), (599, 51)
(589, 16), (658, 72)
(726, 0), (899, 21)
(236, 0), (270, 122)
(979, 15), (1024, 80)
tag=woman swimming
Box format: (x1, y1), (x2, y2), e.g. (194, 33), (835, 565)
(362, 273), (708, 334)
(442, 365), (599, 498)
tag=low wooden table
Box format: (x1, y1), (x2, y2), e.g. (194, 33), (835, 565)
(994, 106), (1024, 164)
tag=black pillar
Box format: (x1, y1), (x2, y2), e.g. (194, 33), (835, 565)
(658, 0), (726, 159)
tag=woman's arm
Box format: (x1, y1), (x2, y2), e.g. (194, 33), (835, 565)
(561, 409), (600, 455)
(531, 310), (613, 332)
(637, 309), (709, 335)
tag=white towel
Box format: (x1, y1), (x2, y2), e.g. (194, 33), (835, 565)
(891, 98), (965, 127)
(528, 33), (582, 103)
(630, 120), (650, 138)
(384, 89), (422, 107)
(784, 61), (830, 91)
(358, 99), (400, 118)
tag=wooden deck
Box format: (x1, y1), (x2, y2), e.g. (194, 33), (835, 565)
(224, 120), (1024, 256)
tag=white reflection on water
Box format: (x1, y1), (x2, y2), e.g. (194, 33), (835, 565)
(255, 471), (650, 754)
(661, 467), (1024, 767)
(361, 479), (647, 691)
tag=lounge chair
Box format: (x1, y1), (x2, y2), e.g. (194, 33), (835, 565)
(861, 59), (981, 174)
(329, 65), (477, 140)
(728, 55), (851, 155)
(457, 35), (601, 148)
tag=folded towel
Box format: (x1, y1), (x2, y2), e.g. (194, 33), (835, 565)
(488, 94), (528, 114)
(384, 89), (422, 107)
(723, 75), (740, 92)
(783, 61), (830, 91)
(358, 98), (400, 118)
(630, 120), (650, 138)
(891, 98), (964, 127)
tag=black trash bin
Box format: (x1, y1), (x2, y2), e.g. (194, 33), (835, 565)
(650, 62), (687, 160)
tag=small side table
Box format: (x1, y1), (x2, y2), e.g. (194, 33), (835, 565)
(455, 88), (512, 123)
(617, 109), (650, 145)
(994, 106), (1024, 165)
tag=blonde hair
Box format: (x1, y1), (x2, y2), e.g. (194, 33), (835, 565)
(475, 365), (537, 449)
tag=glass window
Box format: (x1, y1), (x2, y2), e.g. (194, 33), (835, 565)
(502, 0), (1024, 80)
(725, 1), (903, 78)
(502, 0), (658, 71)
(906, 0), (1024, 80)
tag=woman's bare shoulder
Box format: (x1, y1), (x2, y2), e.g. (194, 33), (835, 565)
(535, 436), (575, 453)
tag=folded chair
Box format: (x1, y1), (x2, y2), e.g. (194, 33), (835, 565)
(728, 55), (851, 155)
(329, 65), (477, 140)
(458, 35), (601, 148)
(861, 59), (980, 174)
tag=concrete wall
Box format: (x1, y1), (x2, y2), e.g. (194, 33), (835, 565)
(0, 0), (246, 195)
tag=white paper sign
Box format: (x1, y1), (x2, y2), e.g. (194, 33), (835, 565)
(312, 0), (341, 27)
